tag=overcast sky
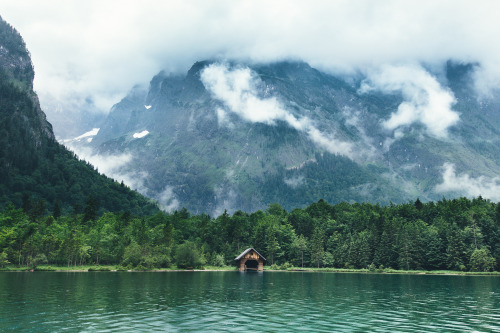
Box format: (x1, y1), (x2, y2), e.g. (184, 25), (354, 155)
(1, 0), (500, 112)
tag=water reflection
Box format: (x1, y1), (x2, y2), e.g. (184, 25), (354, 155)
(0, 272), (499, 332)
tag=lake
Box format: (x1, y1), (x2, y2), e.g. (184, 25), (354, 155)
(0, 271), (499, 332)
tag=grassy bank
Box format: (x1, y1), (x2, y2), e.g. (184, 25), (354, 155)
(267, 266), (500, 276)
(1, 265), (499, 275)
(0, 264), (238, 272)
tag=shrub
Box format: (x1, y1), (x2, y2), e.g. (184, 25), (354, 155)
(122, 241), (142, 267)
(211, 254), (225, 267)
(0, 251), (9, 268)
(175, 241), (205, 269)
(134, 264), (148, 271)
(88, 266), (110, 271)
(30, 253), (48, 269)
(280, 262), (292, 270)
(469, 248), (497, 272)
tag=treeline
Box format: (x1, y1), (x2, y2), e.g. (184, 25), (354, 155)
(1, 196), (499, 271)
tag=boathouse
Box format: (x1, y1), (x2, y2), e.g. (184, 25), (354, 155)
(235, 248), (266, 271)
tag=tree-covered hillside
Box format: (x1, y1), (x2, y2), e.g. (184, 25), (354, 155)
(0, 16), (158, 216)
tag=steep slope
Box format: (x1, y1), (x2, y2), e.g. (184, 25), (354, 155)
(0, 16), (158, 216)
(87, 59), (500, 214)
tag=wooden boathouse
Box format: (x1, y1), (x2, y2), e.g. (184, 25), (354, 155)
(235, 248), (266, 271)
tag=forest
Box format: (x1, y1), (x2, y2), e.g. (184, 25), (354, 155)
(1, 196), (499, 272)
(1, 17), (159, 217)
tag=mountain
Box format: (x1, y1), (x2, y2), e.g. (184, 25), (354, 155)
(0, 16), (158, 216)
(83, 59), (500, 215)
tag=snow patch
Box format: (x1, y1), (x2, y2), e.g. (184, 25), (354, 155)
(145, 105), (152, 109)
(133, 130), (149, 139)
(73, 128), (100, 141)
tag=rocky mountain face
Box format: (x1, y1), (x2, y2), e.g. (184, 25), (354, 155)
(85, 59), (500, 215)
(0, 16), (158, 215)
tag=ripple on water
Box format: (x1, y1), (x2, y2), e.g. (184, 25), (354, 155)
(1, 272), (500, 332)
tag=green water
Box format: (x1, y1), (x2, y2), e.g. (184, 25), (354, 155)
(0, 272), (499, 332)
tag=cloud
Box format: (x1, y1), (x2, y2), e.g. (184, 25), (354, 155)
(1, 1), (500, 115)
(435, 163), (500, 201)
(472, 62), (500, 99)
(200, 63), (357, 159)
(359, 65), (459, 139)
(66, 143), (182, 211)
(65, 144), (148, 194)
(156, 186), (180, 212)
(284, 176), (305, 189)
(213, 187), (238, 217)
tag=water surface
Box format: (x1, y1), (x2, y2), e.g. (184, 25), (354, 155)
(1, 271), (499, 332)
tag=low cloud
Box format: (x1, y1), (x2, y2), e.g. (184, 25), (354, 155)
(201, 63), (357, 159)
(213, 187), (238, 217)
(3, 1), (500, 115)
(67, 144), (182, 211)
(342, 108), (378, 155)
(284, 175), (305, 189)
(435, 163), (500, 201)
(65, 145), (148, 194)
(472, 62), (500, 99)
(156, 186), (180, 212)
(359, 65), (459, 139)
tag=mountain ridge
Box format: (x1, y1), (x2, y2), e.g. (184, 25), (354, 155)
(80, 59), (500, 214)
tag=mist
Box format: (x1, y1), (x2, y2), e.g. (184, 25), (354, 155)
(359, 65), (459, 139)
(1, 0), (500, 114)
(200, 63), (358, 159)
(435, 163), (500, 201)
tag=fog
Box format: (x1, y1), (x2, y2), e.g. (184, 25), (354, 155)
(436, 163), (500, 201)
(1, 0), (499, 113)
(201, 63), (358, 159)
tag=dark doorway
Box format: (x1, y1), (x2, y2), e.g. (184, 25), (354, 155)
(245, 260), (259, 270)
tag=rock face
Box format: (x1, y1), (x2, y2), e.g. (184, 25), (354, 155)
(87, 59), (500, 214)
(0, 17), (54, 143)
(0, 16), (158, 215)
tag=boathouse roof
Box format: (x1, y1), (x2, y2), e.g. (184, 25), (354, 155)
(234, 248), (267, 261)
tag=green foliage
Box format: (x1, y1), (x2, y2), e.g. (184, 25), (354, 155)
(0, 251), (9, 267)
(88, 266), (111, 272)
(280, 262), (292, 270)
(175, 241), (205, 269)
(211, 253), (226, 267)
(469, 248), (496, 272)
(310, 226), (325, 268)
(0, 196), (499, 273)
(30, 253), (47, 268)
(269, 263), (279, 270)
(122, 241), (142, 267)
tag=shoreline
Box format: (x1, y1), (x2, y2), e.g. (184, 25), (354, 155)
(1, 266), (499, 276)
